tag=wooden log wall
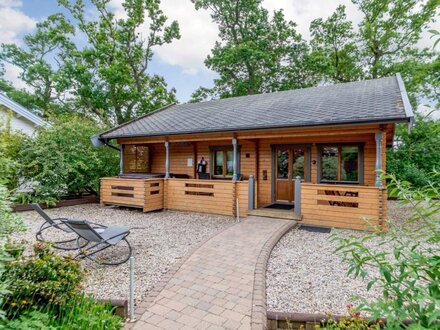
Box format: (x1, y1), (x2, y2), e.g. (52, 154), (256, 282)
(164, 179), (237, 216)
(143, 179), (164, 212)
(100, 177), (146, 208)
(301, 183), (382, 230)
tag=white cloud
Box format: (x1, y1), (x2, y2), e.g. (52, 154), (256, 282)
(0, 0), (36, 90)
(0, 0), (22, 8)
(154, 0), (218, 75)
(0, 2), (35, 45)
(262, 0), (363, 40)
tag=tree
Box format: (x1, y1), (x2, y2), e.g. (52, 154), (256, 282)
(16, 115), (119, 205)
(387, 114), (440, 188)
(0, 14), (75, 117)
(309, 5), (363, 83)
(353, 0), (439, 79)
(190, 0), (316, 101)
(60, 0), (180, 125)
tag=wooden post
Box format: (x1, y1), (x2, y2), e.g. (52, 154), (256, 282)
(375, 132), (383, 187)
(294, 176), (301, 217)
(119, 145), (124, 175)
(248, 175), (255, 210)
(165, 141), (170, 179)
(193, 142), (197, 179)
(232, 137), (238, 181)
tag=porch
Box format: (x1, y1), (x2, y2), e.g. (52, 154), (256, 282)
(100, 176), (386, 230)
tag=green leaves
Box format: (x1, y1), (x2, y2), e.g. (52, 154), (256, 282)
(332, 173), (440, 328)
(15, 115), (119, 204)
(190, 0), (317, 101)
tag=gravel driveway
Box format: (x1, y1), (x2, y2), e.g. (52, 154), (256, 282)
(266, 201), (413, 315)
(14, 204), (233, 304)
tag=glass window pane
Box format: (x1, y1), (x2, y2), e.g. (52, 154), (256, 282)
(136, 146), (148, 171)
(341, 146), (358, 181)
(292, 148), (305, 179)
(226, 151), (234, 176)
(277, 148), (289, 179)
(321, 147), (338, 181)
(214, 150), (223, 175)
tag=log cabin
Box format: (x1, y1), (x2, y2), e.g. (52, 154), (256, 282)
(94, 74), (413, 230)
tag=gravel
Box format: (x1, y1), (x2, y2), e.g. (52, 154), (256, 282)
(13, 204), (233, 304)
(266, 201), (414, 315)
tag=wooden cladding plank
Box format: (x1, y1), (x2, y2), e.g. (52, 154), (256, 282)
(164, 178), (240, 216)
(300, 183), (382, 230)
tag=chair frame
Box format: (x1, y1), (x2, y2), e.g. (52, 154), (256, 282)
(66, 220), (132, 266)
(32, 203), (106, 251)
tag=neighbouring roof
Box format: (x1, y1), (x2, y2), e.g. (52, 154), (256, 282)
(0, 93), (50, 128)
(100, 74), (413, 140)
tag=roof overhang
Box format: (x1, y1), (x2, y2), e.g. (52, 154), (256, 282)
(103, 117), (409, 141)
(396, 73), (414, 131)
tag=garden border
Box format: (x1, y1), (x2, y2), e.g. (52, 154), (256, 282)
(250, 220), (297, 330)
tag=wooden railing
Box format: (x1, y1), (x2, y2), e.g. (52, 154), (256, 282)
(165, 178), (249, 216)
(301, 183), (384, 230)
(100, 177), (164, 212)
(101, 177), (146, 208)
(144, 179), (164, 212)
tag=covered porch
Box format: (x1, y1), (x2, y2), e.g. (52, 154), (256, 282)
(99, 125), (389, 230)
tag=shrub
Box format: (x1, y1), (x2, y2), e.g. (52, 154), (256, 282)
(0, 114), (28, 191)
(2, 242), (84, 317)
(332, 171), (440, 328)
(16, 114), (119, 205)
(387, 116), (440, 188)
(44, 294), (122, 329)
(0, 184), (26, 320)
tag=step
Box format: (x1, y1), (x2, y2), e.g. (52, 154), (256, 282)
(247, 208), (303, 221)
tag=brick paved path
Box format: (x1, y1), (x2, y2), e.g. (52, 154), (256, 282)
(128, 217), (295, 330)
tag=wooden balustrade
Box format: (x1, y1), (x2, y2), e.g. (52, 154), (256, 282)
(301, 183), (384, 230)
(165, 179), (235, 216)
(100, 177), (146, 208)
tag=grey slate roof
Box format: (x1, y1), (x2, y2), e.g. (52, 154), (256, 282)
(100, 74), (413, 140)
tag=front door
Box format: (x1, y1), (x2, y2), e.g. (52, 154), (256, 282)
(275, 146), (308, 203)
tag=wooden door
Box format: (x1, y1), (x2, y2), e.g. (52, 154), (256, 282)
(275, 146), (307, 203)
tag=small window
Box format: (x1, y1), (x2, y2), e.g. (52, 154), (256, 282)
(320, 145), (361, 183)
(123, 145), (149, 173)
(212, 147), (235, 178)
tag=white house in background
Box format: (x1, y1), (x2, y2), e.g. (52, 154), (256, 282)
(0, 93), (50, 136)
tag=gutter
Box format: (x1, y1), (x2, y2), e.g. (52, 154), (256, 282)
(90, 135), (120, 151)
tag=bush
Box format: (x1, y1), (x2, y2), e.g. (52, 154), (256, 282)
(16, 115), (119, 205)
(332, 171), (440, 328)
(387, 116), (440, 188)
(0, 113), (28, 191)
(2, 242), (84, 317)
(0, 184), (26, 320)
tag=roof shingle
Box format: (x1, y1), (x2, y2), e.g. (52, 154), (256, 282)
(100, 75), (413, 139)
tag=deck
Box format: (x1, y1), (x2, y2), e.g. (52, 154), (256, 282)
(100, 177), (386, 230)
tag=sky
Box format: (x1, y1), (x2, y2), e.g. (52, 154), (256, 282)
(0, 0), (439, 104)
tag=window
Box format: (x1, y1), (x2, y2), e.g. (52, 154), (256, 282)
(320, 145), (362, 183)
(212, 147), (235, 178)
(123, 145), (149, 173)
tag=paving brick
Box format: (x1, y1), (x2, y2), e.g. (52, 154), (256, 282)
(128, 218), (295, 330)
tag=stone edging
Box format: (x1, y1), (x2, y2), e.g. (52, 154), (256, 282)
(124, 221), (238, 328)
(250, 220), (297, 330)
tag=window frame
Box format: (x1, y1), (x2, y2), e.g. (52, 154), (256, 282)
(317, 143), (364, 185)
(209, 145), (240, 179)
(122, 144), (150, 174)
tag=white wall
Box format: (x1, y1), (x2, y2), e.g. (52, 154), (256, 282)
(0, 107), (37, 136)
